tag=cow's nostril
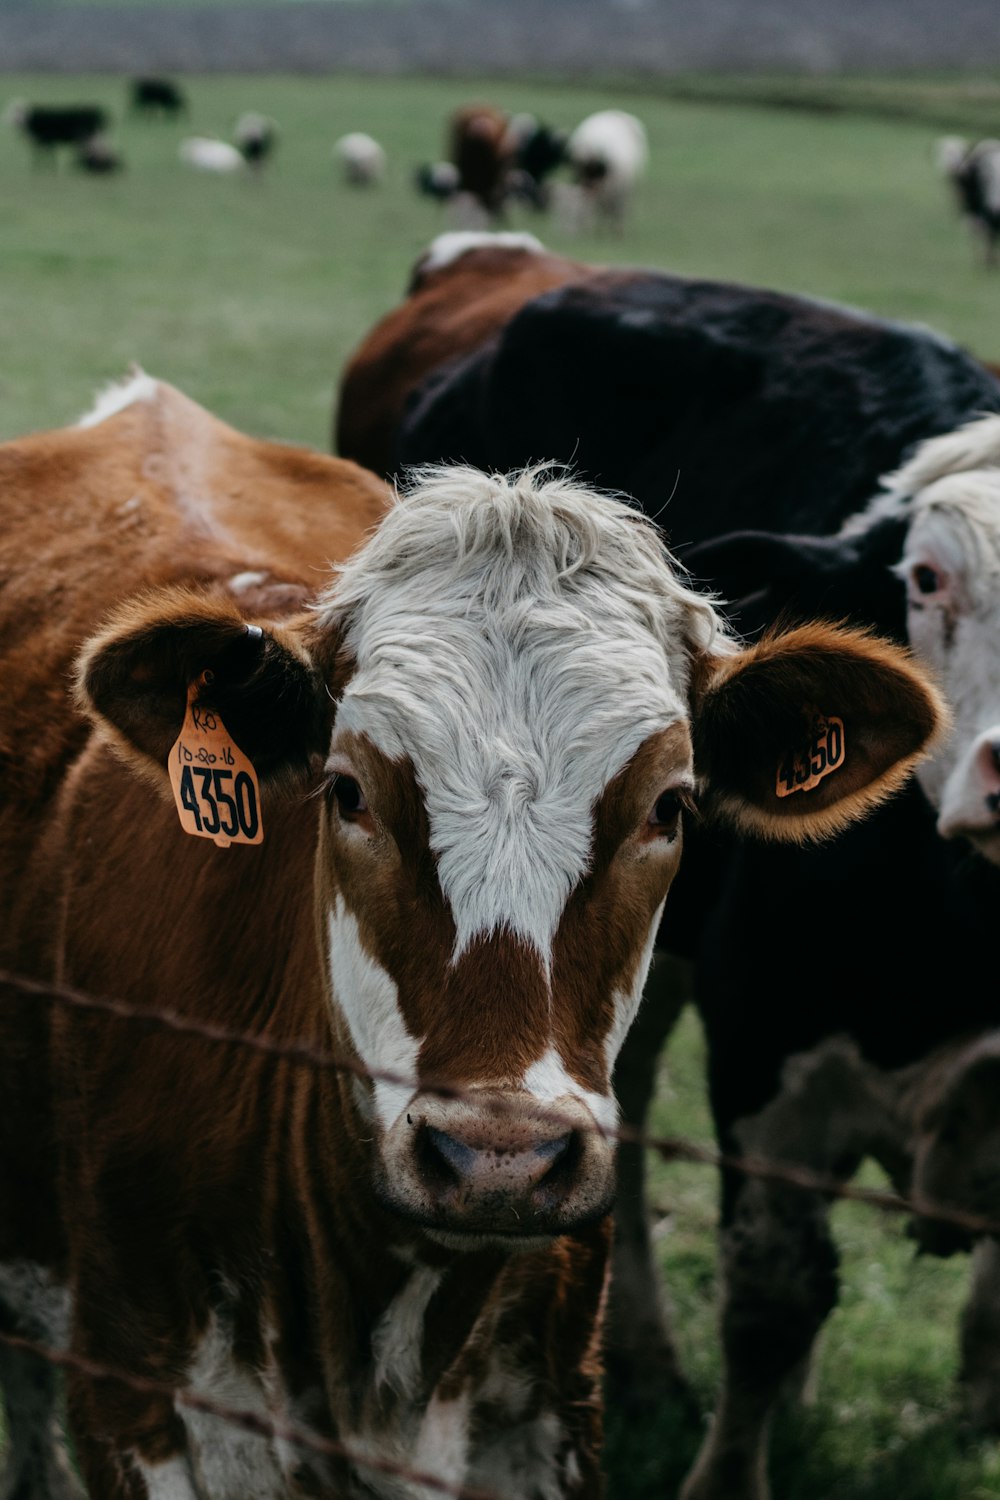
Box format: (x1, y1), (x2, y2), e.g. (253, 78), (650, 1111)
(416, 1125), (467, 1194)
(424, 1126), (476, 1179)
(993, 742), (1000, 777)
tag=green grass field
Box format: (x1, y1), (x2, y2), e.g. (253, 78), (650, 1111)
(4, 72), (1000, 451)
(4, 68), (1000, 1499)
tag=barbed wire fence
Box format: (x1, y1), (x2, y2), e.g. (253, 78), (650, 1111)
(0, 962), (991, 1499)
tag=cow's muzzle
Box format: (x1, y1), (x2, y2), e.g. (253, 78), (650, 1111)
(378, 1090), (615, 1241)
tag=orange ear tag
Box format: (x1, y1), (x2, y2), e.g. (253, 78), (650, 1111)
(168, 678), (264, 847)
(776, 713), (846, 799)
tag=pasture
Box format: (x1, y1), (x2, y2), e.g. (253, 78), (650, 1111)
(2, 69), (999, 1499)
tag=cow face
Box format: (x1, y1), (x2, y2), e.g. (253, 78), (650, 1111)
(78, 467), (944, 1248)
(896, 474), (1000, 863)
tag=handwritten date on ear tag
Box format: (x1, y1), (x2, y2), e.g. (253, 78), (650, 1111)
(776, 714), (846, 799)
(168, 679), (263, 847)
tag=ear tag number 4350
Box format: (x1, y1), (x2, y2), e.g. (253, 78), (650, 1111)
(776, 713), (846, 799)
(168, 677), (263, 847)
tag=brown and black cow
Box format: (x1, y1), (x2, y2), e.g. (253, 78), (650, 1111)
(0, 373), (942, 1499)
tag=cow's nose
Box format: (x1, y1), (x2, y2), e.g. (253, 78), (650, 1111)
(415, 1118), (580, 1218)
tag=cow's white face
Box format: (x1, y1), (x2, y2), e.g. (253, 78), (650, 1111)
(314, 467), (715, 1242)
(896, 472), (1000, 864)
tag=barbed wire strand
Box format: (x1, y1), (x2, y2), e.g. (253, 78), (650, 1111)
(0, 963), (995, 1497)
(0, 965), (993, 1237)
(0, 1329), (508, 1500)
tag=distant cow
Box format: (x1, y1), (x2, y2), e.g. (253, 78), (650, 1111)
(506, 113), (569, 209)
(414, 159), (460, 203)
(448, 102), (515, 221)
(334, 131), (386, 186)
(335, 235), (1000, 1494)
(74, 134), (123, 175)
(4, 101), (109, 165)
(564, 109), (648, 232)
(179, 136), (245, 174)
(234, 111), (277, 170)
(938, 135), (1000, 266)
(129, 76), (186, 118)
(0, 373), (940, 1500)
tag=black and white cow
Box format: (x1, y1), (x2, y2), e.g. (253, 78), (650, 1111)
(938, 136), (1000, 267)
(337, 238), (1000, 1497)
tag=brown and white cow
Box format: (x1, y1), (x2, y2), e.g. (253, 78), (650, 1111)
(0, 373), (942, 1499)
(332, 233), (591, 475)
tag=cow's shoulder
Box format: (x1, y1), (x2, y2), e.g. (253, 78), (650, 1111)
(0, 374), (388, 834)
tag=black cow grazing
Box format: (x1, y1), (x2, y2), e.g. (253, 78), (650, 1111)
(337, 237), (1000, 1498)
(128, 76), (186, 119)
(938, 136), (1000, 267)
(234, 111), (277, 171)
(506, 114), (568, 209)
(4, 102), (109, 166)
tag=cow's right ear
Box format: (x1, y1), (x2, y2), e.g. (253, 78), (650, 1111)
(76, 588), (332, 788)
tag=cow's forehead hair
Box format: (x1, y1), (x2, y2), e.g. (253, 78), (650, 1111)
(903, 475), (1000, 585)
(315, 465), (731, 961)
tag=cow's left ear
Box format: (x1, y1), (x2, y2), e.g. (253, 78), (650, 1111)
(692, 621), (948, 841)
(76, 587), (332, 787)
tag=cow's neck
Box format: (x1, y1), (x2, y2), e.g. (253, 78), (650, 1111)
(285, 1059), (522, 1434)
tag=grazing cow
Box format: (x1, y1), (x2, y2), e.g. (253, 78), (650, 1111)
(335, 236), (1000, 1492)
(234, 111), (278, 171)
(937, 135), (1000, 267)
(129, 77), (187, 118)
(74, 134), (124, 175)
(0, 374), (941, 1500)
(447, 102), (515, 221)
(414, 159), (460, 203)
(506, 113), (569, 209)
(564, 110), (648, 233)
(334, 131), (387, 186)
(179, 137), (245, 174)
(4, 101), (109, 165)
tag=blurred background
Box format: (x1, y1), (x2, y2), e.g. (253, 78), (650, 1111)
(4, 3), (1000, 1495)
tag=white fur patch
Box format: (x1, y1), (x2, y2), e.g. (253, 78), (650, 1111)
(471, 1409), (564, 1500)
(372, 1266), (442, 1398)
(135, 1455), (201, 1500)
(317, 467), (728, 967)
(78, 369), (159, 429)
(420, 231), (544, 275)
(604, 898), (667, 1072)
(176, 1319), (285, 1500)
(327, 896), (421, 1128)
(410, 1391), (471, 1498)
(228, 570), (269, 595)
(522, 1046), (617, 1134)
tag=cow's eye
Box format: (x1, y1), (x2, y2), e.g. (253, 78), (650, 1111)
(648, 790), (683, 838)
(332, 775), (368, 819)
(912, 563), (943, 596)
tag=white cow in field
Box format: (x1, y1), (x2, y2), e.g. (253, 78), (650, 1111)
(334, 131), (386, 186)
(179, 136), (245, 174)
(563, 109), (648, 233)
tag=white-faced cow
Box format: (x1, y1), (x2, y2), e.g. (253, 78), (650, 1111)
(0, 374), (941, 1500)
(333, 235), (1000, 1496)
